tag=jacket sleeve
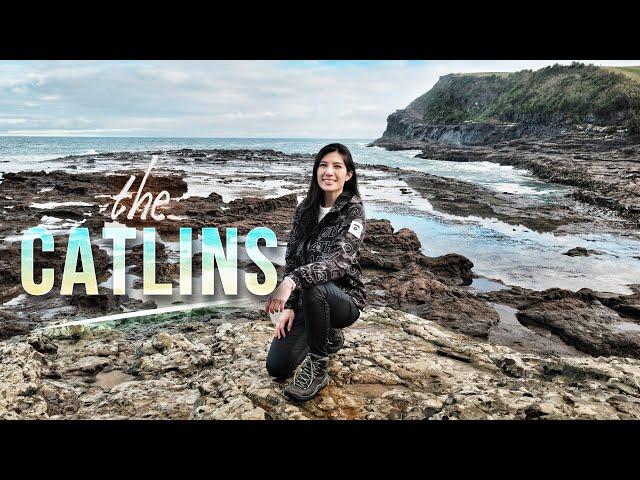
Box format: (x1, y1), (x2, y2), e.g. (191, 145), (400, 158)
(283, 204), (304, 310)
(286, 203), (365, 290)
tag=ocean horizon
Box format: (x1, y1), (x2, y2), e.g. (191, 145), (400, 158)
(0, 136), (373, 165)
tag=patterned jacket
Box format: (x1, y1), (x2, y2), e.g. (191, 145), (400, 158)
(284, 190), (366, 311)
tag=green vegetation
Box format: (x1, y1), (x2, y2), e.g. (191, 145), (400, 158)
(409, 63), (640, 132)
(454, 72), (511, 78)
(42, 305), (238, 339)
(606, 66), (640, 83)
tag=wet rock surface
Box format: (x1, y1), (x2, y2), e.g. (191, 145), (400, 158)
(2, 307), (640, 420)
(0, 151), (493, 343)
(484, 287), (640, 358)
(374, 131), (640, 227)
(361, 219), (497, 338)
(2, 147), (640, 420)
(563, 247), (602, 257)
(0, 153), (301, 315)
(361, 164), (614, 234)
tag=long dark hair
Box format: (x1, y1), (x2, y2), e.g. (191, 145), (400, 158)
(299, 143), (360, 241)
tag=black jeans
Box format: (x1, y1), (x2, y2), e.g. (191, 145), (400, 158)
(265, 282), (360, 380)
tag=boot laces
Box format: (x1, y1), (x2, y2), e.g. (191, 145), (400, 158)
(293, 355), (321, 389)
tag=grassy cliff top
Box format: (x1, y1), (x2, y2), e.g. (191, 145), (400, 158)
(408, 63), (640, 130)
(605, 66), (640, 82)
(452, 72), (511, 78)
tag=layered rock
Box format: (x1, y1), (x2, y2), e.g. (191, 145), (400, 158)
(2, 307), (640, 420)
(374, 110), (557, 148)
(361, 163), (614, 234)
(370, 64), (640, 225)
(408, 136), (640, 225)
(484, 287), (640, 358)
(361, 219), (498, 338)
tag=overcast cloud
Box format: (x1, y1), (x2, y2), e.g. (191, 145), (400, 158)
(1, 60), (638, 138)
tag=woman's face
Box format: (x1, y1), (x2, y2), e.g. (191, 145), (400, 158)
(316, 151), (353, 194)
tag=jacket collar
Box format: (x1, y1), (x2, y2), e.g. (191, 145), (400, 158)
(330, 189), (360, 212)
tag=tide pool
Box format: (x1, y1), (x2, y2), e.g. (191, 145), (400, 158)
(367, 206), (640, 294)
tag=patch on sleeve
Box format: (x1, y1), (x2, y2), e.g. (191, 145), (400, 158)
(348, 220), (363, 239)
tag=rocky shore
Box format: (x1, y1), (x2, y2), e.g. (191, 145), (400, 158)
(374, 131), (640, 226)
(371, 66), (640, 226)
(2, 306), (640, 420)
(2, 147), (640, 419)
(360, 163), (631, 234)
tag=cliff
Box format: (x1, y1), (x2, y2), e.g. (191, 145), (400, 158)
(373, 63), (640, 147)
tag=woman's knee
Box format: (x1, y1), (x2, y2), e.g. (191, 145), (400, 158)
(266, 343), (303, 379)
(302, 283), (331, 304)
(265, 354), (292, 380)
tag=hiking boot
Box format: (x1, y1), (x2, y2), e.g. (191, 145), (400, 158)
(284, 353), (329, 402)
(327, 328), (344, 354)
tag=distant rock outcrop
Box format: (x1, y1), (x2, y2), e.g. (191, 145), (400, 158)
(373, 63), (640, 148)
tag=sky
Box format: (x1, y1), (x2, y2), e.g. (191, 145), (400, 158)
(1, 60), (639, 138)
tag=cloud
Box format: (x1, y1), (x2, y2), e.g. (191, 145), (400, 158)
(6, 128), (146, 136)
(1, 60), (639, 138)
(0, 118), (27, 124)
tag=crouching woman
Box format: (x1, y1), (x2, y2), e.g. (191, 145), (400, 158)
(264, 143), (366, 402)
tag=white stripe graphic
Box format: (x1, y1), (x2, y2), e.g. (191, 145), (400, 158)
(37, 298), (255, 331)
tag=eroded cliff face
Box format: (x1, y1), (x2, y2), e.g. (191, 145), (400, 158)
(373, 64), (640, 147)
(373, 108), (560, 147)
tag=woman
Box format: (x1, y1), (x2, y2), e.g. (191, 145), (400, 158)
(264, 143), (366, 402)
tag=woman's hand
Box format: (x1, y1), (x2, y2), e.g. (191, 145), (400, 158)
(265, 277), (295, 314)
(274, 308), (295, 339)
